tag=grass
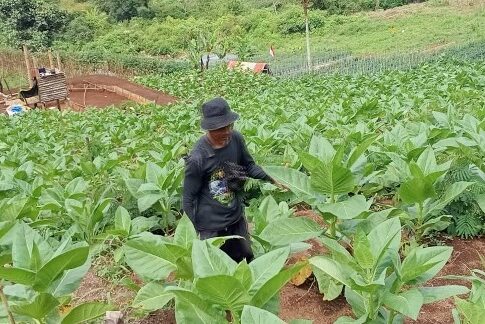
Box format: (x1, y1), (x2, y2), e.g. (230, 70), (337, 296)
(263, 2), (485, 56)
(59, 0), (93, 12)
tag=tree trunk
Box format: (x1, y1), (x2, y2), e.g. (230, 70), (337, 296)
(375, 0), (380, 10)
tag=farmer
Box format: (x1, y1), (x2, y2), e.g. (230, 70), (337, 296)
(182, 97), (282, 263)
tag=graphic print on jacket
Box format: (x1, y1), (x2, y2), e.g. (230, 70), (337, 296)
(209, 167), (235, 206)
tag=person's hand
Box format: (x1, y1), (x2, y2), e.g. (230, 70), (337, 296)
(272, 179), (289, 192)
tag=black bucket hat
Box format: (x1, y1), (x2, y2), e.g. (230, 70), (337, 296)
(201, 97), (239, 130)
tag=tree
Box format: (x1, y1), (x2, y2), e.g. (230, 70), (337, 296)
(0, 0), (69, 49)
(94, 0), (154, 21)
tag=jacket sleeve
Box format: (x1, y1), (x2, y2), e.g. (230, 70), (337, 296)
(182, 156), (203, 223)
(238, 132), (272, 181)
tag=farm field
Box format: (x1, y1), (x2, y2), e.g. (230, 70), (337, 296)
(0, 53), (484, 323)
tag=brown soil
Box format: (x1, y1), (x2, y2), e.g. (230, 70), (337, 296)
(68, 74), (177, 107)
(72, 232), (484, 323)
(2, 74), (177, 113)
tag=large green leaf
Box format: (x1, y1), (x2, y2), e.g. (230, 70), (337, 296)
(317, 195), (370, 220)
(133, 283), (173, 311)
(353, 230), (373, 270)
(114, 206), (131, 235)
(263, 166), (318, 199)
(301, 153), (355, 196)
(234, 260), (253, 292)
(174, 215), (197, 250)
(454, 297), (485, 324)
(0, 267), (35, 285)
(399, 176), (436, 204)
(34, 246), (89, 291)
(49, 257), (91, 297)
(416, 146), (451, 176)
(383, 289), (423, 320)
(419, 285), (469, 304)
(124, 237), (177, 281)
(250, 262), (306, 308)
(427, 181), (474, 214)
(195, 275), (251, 311)
(192, 240), (237, 277)
(347, 135), (376, 169)
(10, 293), (59, 320)
(175, 300), (226, 324)
(309, 134), (335, 162)
(249, 246), (290, 294)
(241, 305), (286, 324)
(309, 256), (353, 287)
(367, 217), (401, 276)
(61, 302), (115, 324)
(137, 193), (162, 212)
(400, 246), (452, 284)
(259, 217), (322, 247)
(167, 286), (226, 322)
(312, 266), (343, 301)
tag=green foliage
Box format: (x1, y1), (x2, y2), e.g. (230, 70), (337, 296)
(311, 218), (468, 323)
(94, 0), (154, 21)
(0, 0), (70, 49)
(441, 161), (485, 238)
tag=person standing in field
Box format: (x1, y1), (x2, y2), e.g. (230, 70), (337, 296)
(182, 97), (283, 263)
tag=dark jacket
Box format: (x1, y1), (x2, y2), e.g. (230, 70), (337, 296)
(182, 131), (270, 230)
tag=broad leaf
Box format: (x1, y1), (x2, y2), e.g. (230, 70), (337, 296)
(114, 206), (131, 235)
(301, 152), (355, 196)
(251, 262), (306, 308)
(353, 230), (373, 270)
(0, 267), (35, 285)
(167, 286), (226, 322)
(192, 240), (237, 277)
(309, 256), (353, 287)
(317, 195), (370, 220)
(399, 176), (436, 204)
(241, 305), (286, 324)
(174, 215), (197, 250)
(61, 302), (114, 324)
(313, 267), (343, 301)
(195, 275), (250, 311)
(50, 256), (91, 297)
(400, 246), (452, 284)
(34, 246), (89, 291)
(249, 246), (290, 294)
(133, 283), (173, 311)
(124, 238), (177, 280)
(419, 285), (469, 304)
(383, 289), (423, 320)
(259, 218), (322, 247)
(234, 260), (253, 291)
(10, 293), (59, 320)
(137, 193), (162, 212)
(367, 217), (401, 276)
(309, 134), (335, 162)
(263, 166), (318, 199)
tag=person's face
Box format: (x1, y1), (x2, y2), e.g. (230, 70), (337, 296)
(208, 123), (234, 145)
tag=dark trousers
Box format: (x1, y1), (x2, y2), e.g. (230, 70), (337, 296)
(198, 217), (254, 263)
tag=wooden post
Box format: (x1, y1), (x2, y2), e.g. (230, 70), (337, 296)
(48, 49), (54, 70)
(56, 52), (62, 71)
(23, 45), (33, 87)
(32, 56), (38, 70)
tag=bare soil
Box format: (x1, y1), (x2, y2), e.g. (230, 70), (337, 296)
(1, 74), (176, 113)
